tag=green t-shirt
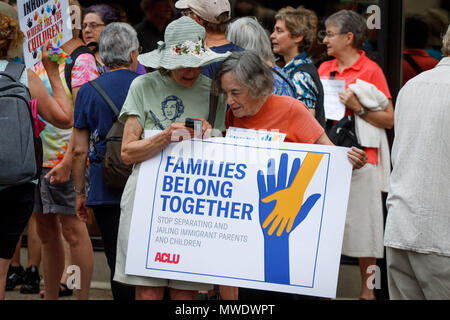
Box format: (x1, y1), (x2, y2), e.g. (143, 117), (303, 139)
(119, 71), (226, 135)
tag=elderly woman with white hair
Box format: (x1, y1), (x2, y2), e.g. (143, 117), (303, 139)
(72, 22), (142, 300)
(214, 50), (367, 300)
(226, 16), (297, 98)
(110, 16), (229, 300)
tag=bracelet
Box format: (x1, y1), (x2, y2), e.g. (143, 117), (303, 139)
(74, 187), (86, 196)
(356, 106), (368, 118)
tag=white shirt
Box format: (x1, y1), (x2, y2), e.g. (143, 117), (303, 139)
(384, 57), (450, 257)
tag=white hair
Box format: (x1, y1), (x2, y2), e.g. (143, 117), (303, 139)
(99, 22), (139, 69)
(226, 17), (275, 64)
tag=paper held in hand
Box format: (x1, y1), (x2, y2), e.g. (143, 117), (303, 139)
(321, 79), (346, 121)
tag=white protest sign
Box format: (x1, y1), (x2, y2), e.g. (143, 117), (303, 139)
(125, 136), (352, 298)
(18, 0), (73, 68)
(321, 79), (346, 121)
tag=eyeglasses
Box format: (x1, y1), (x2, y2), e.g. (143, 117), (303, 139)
(81, 22), (105, 30)
(324, 32), (343, 39)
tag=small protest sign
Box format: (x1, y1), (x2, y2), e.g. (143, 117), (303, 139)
(18, 0), (73, 68)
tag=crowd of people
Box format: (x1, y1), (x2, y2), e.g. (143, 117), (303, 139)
(0, 0), (449, 301)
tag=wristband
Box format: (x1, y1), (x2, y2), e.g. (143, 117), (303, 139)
(357, 107), (368, 118)
(74, 187), (86, 196)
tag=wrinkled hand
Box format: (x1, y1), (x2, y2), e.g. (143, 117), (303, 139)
(257, 153), (323, 237)
(44, 161), (71, 184)
(75, 195), (93, 224)
(347, 146), (367, 170)
(339, 90), (363, 113)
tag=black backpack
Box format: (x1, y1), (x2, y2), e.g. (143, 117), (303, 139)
(0, 62), (42, 186)
(89, 80), (132, 189)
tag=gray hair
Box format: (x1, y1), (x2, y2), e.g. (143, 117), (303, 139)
(99, 22), (139, 69)
(325, 9), (367, 49)
(213, 50), (273, 98)
(226, 17), (275, 64)
(443, 25), (450, 56)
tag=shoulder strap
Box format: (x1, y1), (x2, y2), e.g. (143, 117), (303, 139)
(272, 67), (298, 97)
(89, 80), (120, 118)
(4, 62), (25, 81)
(404, 54), (423, 75)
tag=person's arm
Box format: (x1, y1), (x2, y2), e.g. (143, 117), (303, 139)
(27, 43), (73, 128)
(339, 90), (394, 129)
(121, 115), (194, 165)
(72, 127), (92, 224)
(27, 70), (73, 129)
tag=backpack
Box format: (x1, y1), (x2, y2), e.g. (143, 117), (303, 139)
(291, 63), (326, 129)
(89, 80), (132, 189)
(0, 62), (42, 186)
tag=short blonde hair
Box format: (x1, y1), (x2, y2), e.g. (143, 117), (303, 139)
(443, 25), (450, 57)
(0, 12), (24, 60)
(275, 6), (318, 53)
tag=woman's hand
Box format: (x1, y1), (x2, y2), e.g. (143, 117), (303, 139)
(347, 146), (367, 170)
(44, 160), (71, 184)
(339, 90), (363, 113)
(41, 41), (59, 73)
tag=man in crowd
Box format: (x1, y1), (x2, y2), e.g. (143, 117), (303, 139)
(385, 25), (450, 300)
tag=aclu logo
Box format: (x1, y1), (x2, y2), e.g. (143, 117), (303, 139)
(154, 252), (180, 264)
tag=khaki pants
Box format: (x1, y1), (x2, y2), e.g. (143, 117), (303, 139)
(386, 247), (450, 300)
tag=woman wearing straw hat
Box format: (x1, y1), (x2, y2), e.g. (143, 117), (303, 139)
(113, 16), (230, 300)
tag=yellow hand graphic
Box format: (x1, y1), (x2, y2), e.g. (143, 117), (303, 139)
(261, 153), (324, 237)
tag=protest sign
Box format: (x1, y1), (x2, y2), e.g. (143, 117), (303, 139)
(125, 136), (353, 298)
(18, 0), (72, 68)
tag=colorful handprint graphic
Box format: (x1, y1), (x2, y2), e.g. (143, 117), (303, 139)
(257, 152), (323, 285)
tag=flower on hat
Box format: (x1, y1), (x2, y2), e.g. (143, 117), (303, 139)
(169, 37), (208, 57)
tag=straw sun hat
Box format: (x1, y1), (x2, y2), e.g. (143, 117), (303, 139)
(138, 16), (230, 70)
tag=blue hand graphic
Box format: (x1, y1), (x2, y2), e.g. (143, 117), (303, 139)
(257, 153), (322, 285)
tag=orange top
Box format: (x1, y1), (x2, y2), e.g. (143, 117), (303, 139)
(318, 51), (392, 164)
(403, 48), (439, 85)
(226, 94), (324, 144)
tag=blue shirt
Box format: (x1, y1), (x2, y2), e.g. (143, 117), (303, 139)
(74, 69), (140, 206)
(201, 42), (243, 79)
(282, 52), (318, 109)
(271, 66), (297, 98)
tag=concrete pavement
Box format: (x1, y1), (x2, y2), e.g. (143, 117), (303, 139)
(5, 249), (361, 300)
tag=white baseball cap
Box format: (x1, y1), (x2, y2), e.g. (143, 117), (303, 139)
(175, 0), (231, 24)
